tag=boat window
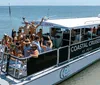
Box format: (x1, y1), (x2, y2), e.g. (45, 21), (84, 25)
(50, 27), (63, 48)
(62, 30), (70, 46)
(83, 28), (92, 40)
(71, 26), (98, 44)
(81, 26), (98, 41)
(71, 29), (81, 44)
(96, 24), (100, 37)
(37, 26), (50, 34)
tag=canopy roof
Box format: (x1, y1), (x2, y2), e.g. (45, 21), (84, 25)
(40, 17), (100, 29)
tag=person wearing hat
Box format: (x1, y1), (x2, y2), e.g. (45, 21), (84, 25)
(2, 33), (9, 46)
(23, 39), (31, 57)
(30, 44), (39, 58)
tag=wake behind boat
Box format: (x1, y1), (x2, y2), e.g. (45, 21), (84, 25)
(0, 16), (100, 85)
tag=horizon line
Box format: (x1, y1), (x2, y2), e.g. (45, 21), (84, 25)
(0, 5), (100, 6)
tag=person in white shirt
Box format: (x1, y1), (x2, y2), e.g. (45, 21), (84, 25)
(32, 36), (42, 53)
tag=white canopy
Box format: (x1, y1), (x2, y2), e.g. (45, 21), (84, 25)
(40, 17), (100, 29)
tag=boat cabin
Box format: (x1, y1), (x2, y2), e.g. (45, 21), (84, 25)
(1, 17), (100, 80)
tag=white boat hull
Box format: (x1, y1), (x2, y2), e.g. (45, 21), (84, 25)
(15, 49), (100, 85)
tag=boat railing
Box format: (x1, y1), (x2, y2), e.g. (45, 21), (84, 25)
(0, 46), (8, 74)
(1, 49), (58, 79)
(0, 45), (7, 64)
(1, 53), (28, 79)
(1, 53), (9, 73)
(0, 52), (4, 64)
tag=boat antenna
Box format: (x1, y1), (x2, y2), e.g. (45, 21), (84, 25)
(8, 3), (12, 18)
(8, 3), (13, 31)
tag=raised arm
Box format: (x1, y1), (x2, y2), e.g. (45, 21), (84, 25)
(47, 36), (53, 48)
(40, 38), (46, 51)
(35, 17), (44, 28)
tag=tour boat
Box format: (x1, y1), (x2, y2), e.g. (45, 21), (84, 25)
(0, 17), (100, 85)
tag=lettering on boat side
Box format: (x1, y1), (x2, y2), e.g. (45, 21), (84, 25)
(71, 38), (100, 53)
(60, 66), (69, 79)
(70, 37), (100, 58)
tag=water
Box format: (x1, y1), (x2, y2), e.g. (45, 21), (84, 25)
(0, 6), (100, 39)
(58, 60), (100, 85)
(0, 6), (100, 85)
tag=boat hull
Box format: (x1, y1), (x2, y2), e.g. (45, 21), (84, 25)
(16, 49), (100, 85)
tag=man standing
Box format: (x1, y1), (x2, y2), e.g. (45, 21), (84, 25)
(29, 17), (44, 34)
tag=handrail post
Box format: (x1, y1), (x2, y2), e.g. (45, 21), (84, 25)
(6, 54), (10, 75)
(57, 49), (59, 66)
(80, 28), (82, 42)
(68, 29), (71, 60)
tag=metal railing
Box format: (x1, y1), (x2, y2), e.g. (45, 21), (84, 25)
(1, 49), (57, 79)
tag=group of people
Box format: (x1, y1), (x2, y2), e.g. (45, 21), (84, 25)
(71, 26), (100, 44)
(1, 17), (53, 58)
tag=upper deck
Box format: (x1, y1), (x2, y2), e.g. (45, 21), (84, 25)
(40, 17), (100, 28)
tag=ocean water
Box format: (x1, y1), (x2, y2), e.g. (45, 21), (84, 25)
(0, 6), (100, 39)
(58, 60), (100, 85)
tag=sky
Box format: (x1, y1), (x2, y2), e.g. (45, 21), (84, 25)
(0, 0), (100, 6)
